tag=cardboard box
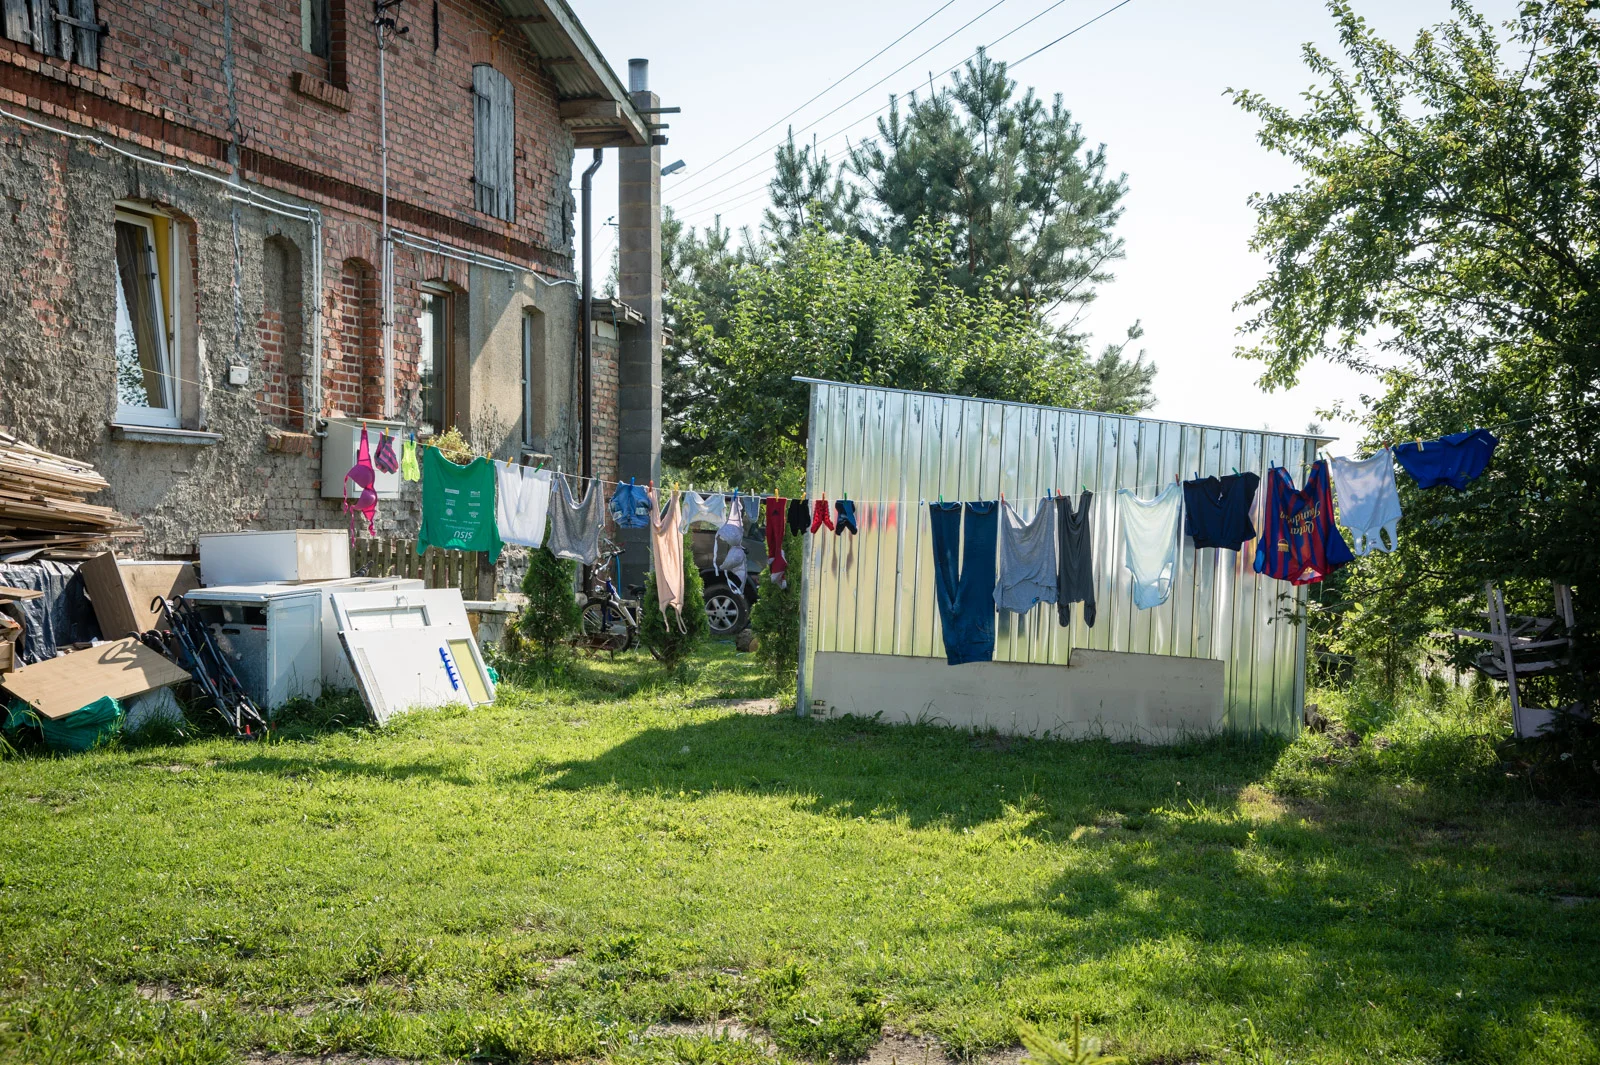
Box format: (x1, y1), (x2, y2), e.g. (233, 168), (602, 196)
(79, 552), (199, 639)
(0, 637), (189, 720)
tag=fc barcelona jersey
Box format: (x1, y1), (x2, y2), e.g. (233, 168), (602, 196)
(1253, 460), (1354, 585)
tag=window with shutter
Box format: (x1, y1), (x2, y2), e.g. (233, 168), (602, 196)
(471, 64), (515, 223)
(4, 0), (100, 69)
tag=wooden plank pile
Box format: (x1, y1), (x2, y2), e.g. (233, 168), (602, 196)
(0, 429), (136, 560)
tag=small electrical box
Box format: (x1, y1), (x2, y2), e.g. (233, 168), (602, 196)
(320, 417), (404, 500)
(228, 364), (250, 386)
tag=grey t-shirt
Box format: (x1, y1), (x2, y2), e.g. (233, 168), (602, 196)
(994, 499), (1059, 614)
(547, 474), (603, 566)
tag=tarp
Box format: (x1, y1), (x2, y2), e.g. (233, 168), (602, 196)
(4, 695), (124, 752)
(0, 562), (101, 663)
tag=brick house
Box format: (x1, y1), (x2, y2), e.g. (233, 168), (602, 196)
(0, 0), (663, 578)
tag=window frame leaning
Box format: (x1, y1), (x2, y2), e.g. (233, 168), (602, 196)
(471, 64), (516, 223)
(112, 206), (182, 429)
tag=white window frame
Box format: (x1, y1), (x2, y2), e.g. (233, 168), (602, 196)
(113, 206), (181, 428)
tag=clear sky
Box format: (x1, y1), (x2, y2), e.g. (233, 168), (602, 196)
(577, 0), (1520, 445)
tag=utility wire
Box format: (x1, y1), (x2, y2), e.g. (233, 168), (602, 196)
(671, 0), (1121, 221)
(666, 0), (1016, 204)
(681, 0), (963, 187)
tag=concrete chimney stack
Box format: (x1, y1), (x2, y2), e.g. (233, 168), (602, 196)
(616, 58), (662, 588)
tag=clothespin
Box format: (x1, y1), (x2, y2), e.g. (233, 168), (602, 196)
(1416, 438), (1424, 450)
(1232, 467), (1238, 475)
(1081, 483), (1089, 493)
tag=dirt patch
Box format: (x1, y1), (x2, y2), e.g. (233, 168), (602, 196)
(645, 1019), (776, 1051)
(1555, 894), (1596, 907)
(241, 1049), (409, 1055)
(135, 982), (198, 1005)
(859, 1032), (956, 1065)
(145, 763), (193, 773)
(694, 698), (782, 715)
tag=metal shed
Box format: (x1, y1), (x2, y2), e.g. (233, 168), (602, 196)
(796, 378), (1328, 740)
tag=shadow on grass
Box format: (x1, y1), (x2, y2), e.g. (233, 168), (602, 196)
(541, 710), (1286, 831)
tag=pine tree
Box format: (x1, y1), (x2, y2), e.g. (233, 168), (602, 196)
(848, 49), (1128, 316)
(517, 547), (581, 663)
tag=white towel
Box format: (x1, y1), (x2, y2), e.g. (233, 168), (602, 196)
(495, 464), (552, 548)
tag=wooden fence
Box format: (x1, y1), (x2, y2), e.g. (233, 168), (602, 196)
(350, 538), (497, 600)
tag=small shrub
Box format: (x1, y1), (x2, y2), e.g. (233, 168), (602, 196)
(518, 547), (581, 663)
(640, 538), (709, 671)
(750, 529), (800, 684)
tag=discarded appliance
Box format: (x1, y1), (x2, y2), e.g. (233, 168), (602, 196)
(321, 418), (405, 501)
(79, 552), (198, 639)
(293, 576), (425, 690)
(181, 584), (322, 711)
(0, 637), (189, 721)
(329, 587), (495, 725)
(198, 529), (351, 586)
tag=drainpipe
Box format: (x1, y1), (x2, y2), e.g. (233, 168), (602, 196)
(580, 148), (603, 481)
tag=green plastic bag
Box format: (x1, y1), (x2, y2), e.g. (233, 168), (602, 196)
(5, 695), (124, 753)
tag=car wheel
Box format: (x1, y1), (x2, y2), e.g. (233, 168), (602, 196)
(702, 582), (749, 636)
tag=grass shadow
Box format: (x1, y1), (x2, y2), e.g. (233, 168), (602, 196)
(541, 709), (1286, 832)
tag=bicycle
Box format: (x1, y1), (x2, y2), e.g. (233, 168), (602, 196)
(573, 538), (640, 655)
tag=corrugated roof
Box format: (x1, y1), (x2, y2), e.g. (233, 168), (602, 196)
(491, 0), (649, 147)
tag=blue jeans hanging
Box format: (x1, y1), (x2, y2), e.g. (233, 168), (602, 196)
(929, 501), (998, 665)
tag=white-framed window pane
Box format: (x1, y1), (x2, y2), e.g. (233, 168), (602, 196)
(418, 292), (445, 434)
(113, 216), (176, 425)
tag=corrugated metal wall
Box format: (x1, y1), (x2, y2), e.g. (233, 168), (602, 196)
(797, 379), (1321, 736)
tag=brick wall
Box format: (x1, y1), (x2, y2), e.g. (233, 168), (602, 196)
(0, 0), (575, 269)
(0, 0), (605, 557)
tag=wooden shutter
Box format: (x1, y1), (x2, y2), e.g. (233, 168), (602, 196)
(51, 0), (72, 62)
(472, 65), (515, 222)
(3, 0), (29, 48)
(70, 0), (98, 69)
(27, 0), (55, 56)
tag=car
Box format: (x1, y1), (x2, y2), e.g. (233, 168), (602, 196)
(690, 525), (766, 636)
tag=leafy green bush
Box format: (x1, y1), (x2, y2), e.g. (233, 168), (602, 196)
(640, 536), (708, 671)
(517, 547), (581, 662)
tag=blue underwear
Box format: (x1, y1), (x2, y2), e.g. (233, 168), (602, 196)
(834, 500), (857, 534)
(1393, 430), (1497, 490)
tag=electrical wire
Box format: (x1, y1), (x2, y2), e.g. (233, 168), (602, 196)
(672, 0), (1132, 223)
(666, 0), (1017, 206)
(681, 0), (964, 186)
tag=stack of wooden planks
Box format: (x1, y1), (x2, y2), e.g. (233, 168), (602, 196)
(0, 430), (136, 560)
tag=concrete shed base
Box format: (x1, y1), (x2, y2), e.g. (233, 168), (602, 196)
(806, 649), (1226, 744)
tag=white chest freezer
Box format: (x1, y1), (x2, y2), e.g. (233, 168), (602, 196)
(182, 585), (323, 712)
(198, 529), (351, 586)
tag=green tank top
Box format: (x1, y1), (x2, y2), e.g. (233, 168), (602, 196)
(417, 446), (504, 562)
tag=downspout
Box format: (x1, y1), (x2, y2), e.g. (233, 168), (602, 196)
(579, 148), (603, 481)
(375, 1), (400, 419)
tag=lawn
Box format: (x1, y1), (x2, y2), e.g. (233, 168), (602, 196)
(0, 643), (1596, 1065)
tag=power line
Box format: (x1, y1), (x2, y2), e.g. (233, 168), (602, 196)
(665, 0), (1100, 219)
(666, 0), (1016, 204)
(682, 0), (964, 185)
(1009, 0), (1131, 67)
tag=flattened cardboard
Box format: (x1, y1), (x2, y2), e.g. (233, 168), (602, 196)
(79, 552), (198, 638)
(1, 636), (190, 719)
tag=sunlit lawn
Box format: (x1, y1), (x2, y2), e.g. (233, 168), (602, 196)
(0, 643), (1595, 1064)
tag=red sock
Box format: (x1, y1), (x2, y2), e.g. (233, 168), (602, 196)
(764, 497), (788, 582)
(811, 499), (835, 533)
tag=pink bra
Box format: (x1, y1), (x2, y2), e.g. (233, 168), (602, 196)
(343, 425), (378, 540)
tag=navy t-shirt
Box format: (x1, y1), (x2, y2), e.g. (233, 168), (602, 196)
(1182, 472), (1261, 551)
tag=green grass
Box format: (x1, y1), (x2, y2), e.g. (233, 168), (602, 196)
(0, 645), (1596, 1064)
